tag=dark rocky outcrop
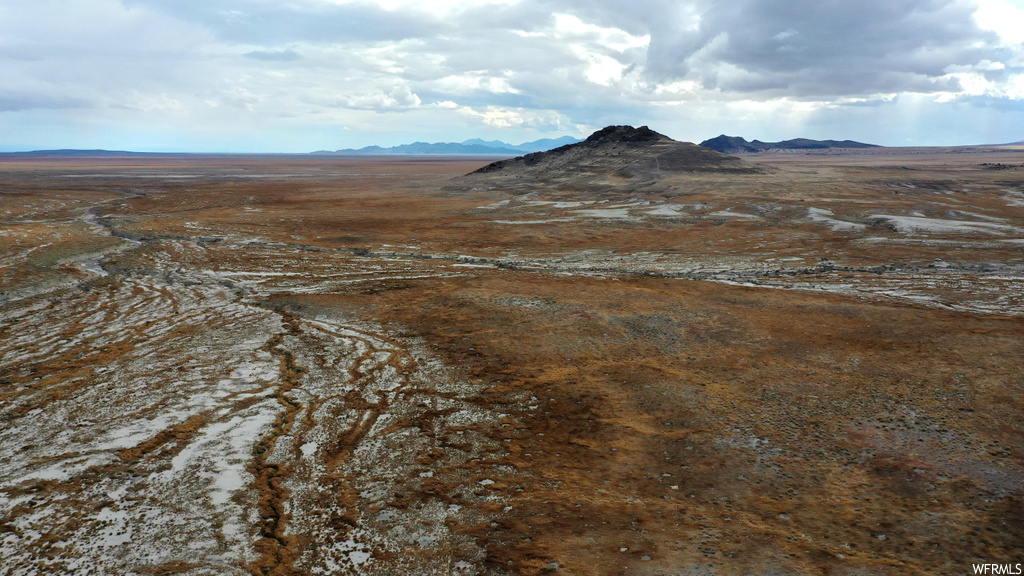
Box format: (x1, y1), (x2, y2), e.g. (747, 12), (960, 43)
(700, 134), (879, 154)
(467, 125), (758, 183)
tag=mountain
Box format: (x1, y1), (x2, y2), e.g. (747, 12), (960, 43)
(699, 136), (761, 154)
(3, 149), (161, 157)
(313, 142), (520, 155)
(700, 135), (880, 154)
(465, 125), (757, 184)
(458, 139), (511, 149)
(315, 135), (581, 156)
(461, 136), (582, 153)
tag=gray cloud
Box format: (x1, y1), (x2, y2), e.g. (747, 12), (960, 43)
(634, 0), (1008, 97)
(124, 0), (445, 43)
(960, 94), (1024, 111)
(244, 50), (301, 62)
(0, 92), (92, 112)
(1, 0), (1021, 151)
(119, 0), (1018, 102)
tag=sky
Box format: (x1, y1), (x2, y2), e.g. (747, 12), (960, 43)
(2, 0), (1023, 152)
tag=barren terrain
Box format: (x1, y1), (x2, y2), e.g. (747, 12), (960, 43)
(1, 147), (1023, 575)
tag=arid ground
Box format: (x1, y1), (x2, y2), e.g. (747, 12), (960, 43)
(2, 148), (1023, 575)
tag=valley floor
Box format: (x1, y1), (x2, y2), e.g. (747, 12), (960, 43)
(1, 153), (1022, 575)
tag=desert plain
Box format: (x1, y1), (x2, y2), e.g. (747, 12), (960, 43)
(1, 141), (1023, 575)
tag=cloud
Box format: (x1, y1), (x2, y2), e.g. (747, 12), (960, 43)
(457, 105), (570, 130)
(0, 0), (1022, 151)
(974, 0), (1024, 44)
(0, 91), (92, 112)
(122, 0), (444, 43)
(244, 49), (301, 62)
(316, 85), (423, 111)
(638, 0), (1011, 98)
(113, 92), (185, 113)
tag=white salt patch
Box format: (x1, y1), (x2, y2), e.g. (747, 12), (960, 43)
(648, 205), (683, 216)
(95, 507), (132, 546)
(300, 441), (318, 458)
(79, 258), (108, 277)
(869, 214), (1021, 235)
(318, 537), (373, 569)
(948, 209), (1007, 223)
(525, 200), (595, 208)
(491, 218), (575, 224)
(710, 210), (761, 220)
(477, 199), (510, 209)
(212, 407), (277, 502)
(1004, 191), (1024, 208)
(350, 550), (372, 565)
(215, 271), (297, 277)
(92, 411), (192, 451)
(163, 401), (278, 509)
(413, 530), (440, 547)
(229, 360), (279, 383)
(445, 408), (492, 427)
(573, 208), (633, 219)
(807, 207), (865, 232)
(19, 454), (117, 482)
(211, 468), (246, 505)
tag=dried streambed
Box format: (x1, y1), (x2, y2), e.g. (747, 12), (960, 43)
(0, 219), (511, 575)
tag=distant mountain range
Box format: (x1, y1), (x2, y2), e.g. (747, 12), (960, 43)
(700, 135), (880, 154)
(8, 136), (1024, 157)
(4, 149), (167, 157)
(313, 136), (581, 156)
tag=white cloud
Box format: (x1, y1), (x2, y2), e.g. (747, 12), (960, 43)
(974, 0), (1024, 44)
(205, 86), (261, 111)
(328, 85), (422, 110)
(332, 0), (522, 16)
(1, 0), (1023, 151)
(543, 13), (650, 89)
(118, 92), (186, 113)
(435, 72), (520, 95)
(583, 54), (628, 86)
(773, 29), (798, 41)
(552, 13), (650, 53)
(457, 105), (569, 129)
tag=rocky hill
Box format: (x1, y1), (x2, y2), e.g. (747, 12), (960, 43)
(467, 125), (758, 184)
(701, 134), (879, 154)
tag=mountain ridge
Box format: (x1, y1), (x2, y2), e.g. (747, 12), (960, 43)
(462, 135), (581, 152)
(2, 149), (171, 157)
(314, 135), (582, 156)
(700, 134), (880, 154)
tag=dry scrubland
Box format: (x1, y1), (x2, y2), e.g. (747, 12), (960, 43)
(1, 148), (1023, 575)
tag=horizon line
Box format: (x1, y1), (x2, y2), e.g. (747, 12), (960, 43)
(4, 141), (1024, 156)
